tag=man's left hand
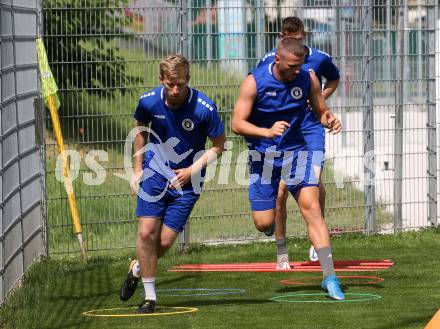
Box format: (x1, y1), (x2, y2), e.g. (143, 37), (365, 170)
(169, 167), (192, 189)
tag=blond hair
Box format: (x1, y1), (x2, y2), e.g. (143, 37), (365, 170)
(159, 54), (190, 80)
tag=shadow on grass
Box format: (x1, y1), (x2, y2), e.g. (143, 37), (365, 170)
(276, 283), (385, 294)
(41, 263), (115, 329)
(157, 274), (202, 286)
(372, 315), (432, 329)
(159, 298), (272, 308)
(40, 262), (217, 328)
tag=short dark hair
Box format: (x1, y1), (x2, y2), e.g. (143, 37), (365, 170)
(281, 16), (305, 34)
(277, 36), (307, 58)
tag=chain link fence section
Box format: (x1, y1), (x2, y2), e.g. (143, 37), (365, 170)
(43, 0), (438, 254)
(0, 0), (46, 305)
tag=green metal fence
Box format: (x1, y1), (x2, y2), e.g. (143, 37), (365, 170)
(43, 0), (439, 254)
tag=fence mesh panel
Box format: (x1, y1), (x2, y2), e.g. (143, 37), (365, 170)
(42, 0), (438, 253)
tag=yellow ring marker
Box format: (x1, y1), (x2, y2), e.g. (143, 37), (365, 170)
(82, 306), (198, 317)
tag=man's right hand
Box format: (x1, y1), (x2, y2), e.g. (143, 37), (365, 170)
(324, 111), (342, 134)
(130, 170), (143, 194)
(267, 121), (290, 138)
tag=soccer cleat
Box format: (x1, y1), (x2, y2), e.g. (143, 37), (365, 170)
(321, 274), (345, 300)
(119, 259), (140, 301)
(138, 299), (156, 314)
(263, 222), (275, 237)
(309, 245), (318, 261)
(276, 254), (291, 270)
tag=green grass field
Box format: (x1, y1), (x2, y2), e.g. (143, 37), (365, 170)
(45, 137), (393, 253)
(1, 229), (439, 329)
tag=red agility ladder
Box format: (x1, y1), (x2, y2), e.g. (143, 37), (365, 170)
(169, 259), (394, 273)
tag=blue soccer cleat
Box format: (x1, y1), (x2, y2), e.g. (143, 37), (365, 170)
(321, 275), (345, 300)
(263, 222), (275, 237)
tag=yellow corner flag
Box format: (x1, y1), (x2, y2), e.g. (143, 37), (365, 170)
(35, 39), (61, 110)
(36, 38), (86, 262)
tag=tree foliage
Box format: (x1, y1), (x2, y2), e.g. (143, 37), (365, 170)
(43, 0), (137, 96)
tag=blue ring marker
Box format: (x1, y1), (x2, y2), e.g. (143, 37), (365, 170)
(270, 292), (382, 303)
(156, 288), (246, 297)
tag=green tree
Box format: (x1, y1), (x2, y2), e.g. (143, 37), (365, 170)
(43, 0), (137, 96)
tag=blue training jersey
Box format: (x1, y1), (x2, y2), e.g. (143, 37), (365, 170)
(257, 46), (340, 151)
(247, 62), (311, 154)
(134, 86), (224, 173)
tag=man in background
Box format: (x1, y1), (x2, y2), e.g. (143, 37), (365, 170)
(258, 17), (340, 270)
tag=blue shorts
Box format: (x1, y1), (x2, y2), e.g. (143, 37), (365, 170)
(302, 109), (325, 152)
(248, 149), (324, 211)
(136, 172), (199, 233)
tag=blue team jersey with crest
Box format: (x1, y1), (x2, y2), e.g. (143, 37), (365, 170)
(247, 62), (310, 154)
(134, 86), (224, 172)
(257, 46), (340, 151)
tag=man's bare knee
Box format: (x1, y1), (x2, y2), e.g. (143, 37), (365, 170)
(301, 201), (322, 217)
(252, 209), (275, 231)
(160, 237), (175, 250)
(158, 226), (178, 253)
(254, 218), (273, 231)
(138, 228), (156, 243)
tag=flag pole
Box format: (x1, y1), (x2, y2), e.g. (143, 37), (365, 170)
(36, 39), (87, 262)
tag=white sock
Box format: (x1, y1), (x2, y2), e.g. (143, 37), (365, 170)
(142, 277), (156, 301)
(132, 260), (141, 277)
(277, 253), (289, 263)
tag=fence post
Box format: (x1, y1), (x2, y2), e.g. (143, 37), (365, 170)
(435, 0), (440, 226)
(394, 1), (405, 233)
(363, 1), (377, 235)
(335, 0), (347, 147)
(36, 0), (48, 259)
(386, 0), (392, 101)
(179, 0), (190, 253)
(417, 2), (423, 101)
(0, 0), (3, 306)
(255, 0), (265, 61)
(182, 0), (190, 59)
(427, 0), (437, 226)
(206, 0), (212, 65)
(180, 0), (189, 57)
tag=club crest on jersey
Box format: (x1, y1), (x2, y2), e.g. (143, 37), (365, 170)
(291, 87), (303, 99)
(182, 118), (194, 131)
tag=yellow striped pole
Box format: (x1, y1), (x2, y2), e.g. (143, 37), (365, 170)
(36, 38), (86, 262)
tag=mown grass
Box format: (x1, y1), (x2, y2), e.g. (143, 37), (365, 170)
(46, 135), (393, 254)
(1, 229), (439, 329)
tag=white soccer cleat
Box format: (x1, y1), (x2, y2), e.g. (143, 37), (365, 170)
(309, 245), (319, 261)
(276, 254), (292, 270)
